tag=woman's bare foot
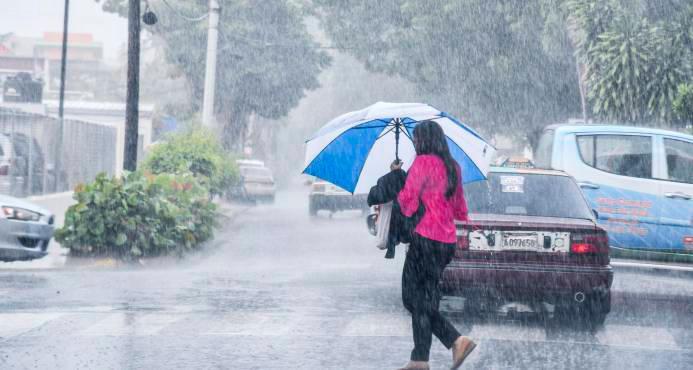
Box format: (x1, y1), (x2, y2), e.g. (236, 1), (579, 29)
(451, 336), (476, 369)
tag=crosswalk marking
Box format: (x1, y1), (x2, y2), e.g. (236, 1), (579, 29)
(595, 325), (679, 350)
(0, 313), (64, 339)
(342, 314), (410, 337)
(79, 313), (182, 336)
(469, 323), (546, 342)
(0, 311), (687, 352)
(204, 313), (298, 336)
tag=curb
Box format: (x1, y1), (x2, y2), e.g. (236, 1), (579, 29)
(610, 246), (693, 264)
(612, 259), (693, 275)
(27, 191), (74, 202)
(611, 290), (693, 310)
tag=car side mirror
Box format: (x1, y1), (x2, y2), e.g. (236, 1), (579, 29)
(592, 209), (599, 220)
(366, 214), (377, 236)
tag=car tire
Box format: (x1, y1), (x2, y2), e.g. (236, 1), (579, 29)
(583, 290), (610, 328)
(309, 199), (318, 217)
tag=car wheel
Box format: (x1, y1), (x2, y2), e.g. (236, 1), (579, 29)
(309, 199), (318, 217)
(583, 290), (610, 328)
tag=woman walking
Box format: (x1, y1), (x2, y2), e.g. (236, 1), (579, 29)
(396, 121), (476, 370)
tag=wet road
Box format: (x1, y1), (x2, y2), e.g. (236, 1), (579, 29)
(1, 185), (693, 369)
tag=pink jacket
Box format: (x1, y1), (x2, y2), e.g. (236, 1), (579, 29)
(398, 154), (468, 244)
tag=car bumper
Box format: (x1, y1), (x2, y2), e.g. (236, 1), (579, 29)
(310, 194), (367, 210)
(441, 261), (613, 300)
(0, 243), (48, 261)
(0, 219), (54, 262)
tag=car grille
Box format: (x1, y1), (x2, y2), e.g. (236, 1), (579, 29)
(18, 237), (41, 248)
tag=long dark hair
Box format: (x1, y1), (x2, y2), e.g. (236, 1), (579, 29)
(413, 120), (458, 199)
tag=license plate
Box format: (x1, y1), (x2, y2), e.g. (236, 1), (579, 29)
(502, 233), (538, 249)
(466, 230), (570, 252)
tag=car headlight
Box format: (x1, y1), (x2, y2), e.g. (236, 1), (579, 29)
(2, 207), (41, 222)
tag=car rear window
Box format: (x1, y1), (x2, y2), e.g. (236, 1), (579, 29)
(464, 173), (593, 220)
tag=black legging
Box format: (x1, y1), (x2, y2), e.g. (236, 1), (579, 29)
(402, 233), (461, 362)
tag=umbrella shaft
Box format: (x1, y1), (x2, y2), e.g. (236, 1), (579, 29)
(395, 118), (400, 161)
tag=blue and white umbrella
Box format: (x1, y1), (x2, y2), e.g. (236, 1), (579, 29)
(303, 102), (496, 194)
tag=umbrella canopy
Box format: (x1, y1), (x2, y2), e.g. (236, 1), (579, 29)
(303, 102), (496, 194)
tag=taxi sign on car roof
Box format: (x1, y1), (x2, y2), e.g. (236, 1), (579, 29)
(495, 156), (535, 169)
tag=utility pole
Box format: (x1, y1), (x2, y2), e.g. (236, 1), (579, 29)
(124, 0), (141, 171)
(55, 0), (69, 191)
(201, 0), (220, 128)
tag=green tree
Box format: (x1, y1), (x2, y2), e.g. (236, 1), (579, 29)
(673, 83), (693, 126)
(566, 0), (693, 125)
(313, 0), (582, 144)
(99, 0), (330, 149)
(142, 126), (238, 197)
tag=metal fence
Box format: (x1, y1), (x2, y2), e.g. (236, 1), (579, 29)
(0, 107), (117, 197)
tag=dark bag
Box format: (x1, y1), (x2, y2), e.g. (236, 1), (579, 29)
(367, 169), (424, 258)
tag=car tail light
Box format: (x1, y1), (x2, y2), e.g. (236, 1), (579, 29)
(0, 165), (8, 176)
(570, 233), (609, 254)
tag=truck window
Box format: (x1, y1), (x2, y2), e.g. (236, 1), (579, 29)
(663, 138), (693, 184)
(534, 130), (554, 169)
(577, 134), (652, 179)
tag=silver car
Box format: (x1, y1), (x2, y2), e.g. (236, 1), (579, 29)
(0, 194), (54, 262)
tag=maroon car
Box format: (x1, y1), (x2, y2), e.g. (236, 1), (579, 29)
(442, 167), (613, 325)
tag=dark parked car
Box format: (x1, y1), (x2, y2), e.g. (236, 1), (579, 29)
(442, 167), (613, 326)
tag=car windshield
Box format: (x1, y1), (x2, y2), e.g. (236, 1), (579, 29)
(464, 172), (594, 220)
(241, 167), (272, 178)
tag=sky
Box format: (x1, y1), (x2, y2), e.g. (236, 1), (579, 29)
(0, 0), (128, 62)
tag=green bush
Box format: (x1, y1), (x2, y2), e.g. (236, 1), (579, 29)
(142, 127), (238, 197)
(55, 171), (217, 260)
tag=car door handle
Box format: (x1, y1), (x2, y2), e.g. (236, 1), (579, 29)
(665, 192), (692, 200)
(578, 181), (600, 189)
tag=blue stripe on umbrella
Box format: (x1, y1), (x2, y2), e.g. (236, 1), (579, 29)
(446, 137), (485, 183)
(303, 119), (388, 192)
